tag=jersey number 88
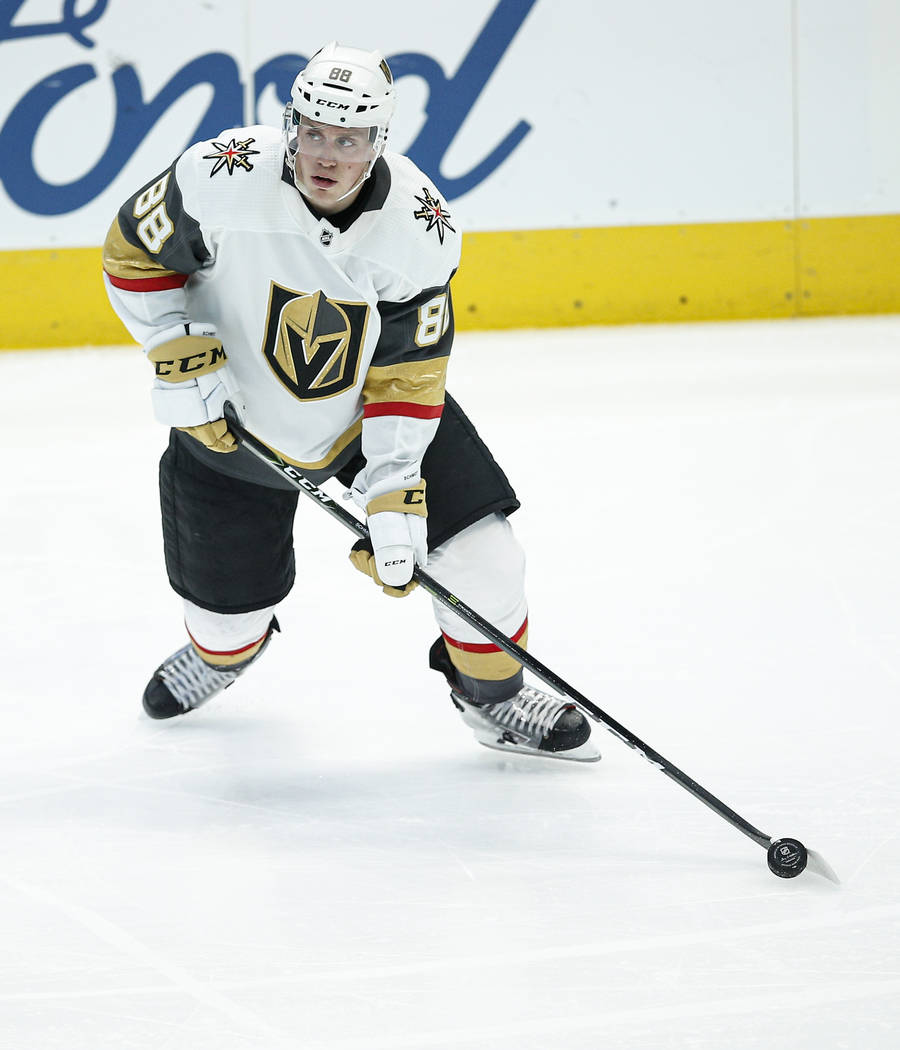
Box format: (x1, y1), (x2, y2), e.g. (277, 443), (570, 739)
(415, 294), (451, 348)
(133, 174), (175, 255)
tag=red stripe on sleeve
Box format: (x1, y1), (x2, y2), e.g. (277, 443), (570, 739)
(105, 271), (189, 292)
(363, 402), (444, 420)
(442, 617), (529, 655)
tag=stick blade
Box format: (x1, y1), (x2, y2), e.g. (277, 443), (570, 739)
(806, 847), (841, 885)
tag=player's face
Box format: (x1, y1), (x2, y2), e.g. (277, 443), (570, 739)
(293, 120), (375, 213)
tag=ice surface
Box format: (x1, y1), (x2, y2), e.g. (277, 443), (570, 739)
(1, 318), (898, 1049)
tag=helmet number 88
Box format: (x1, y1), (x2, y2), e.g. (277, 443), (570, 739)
(415, 294), (450, 347)
(329, 68), (352, 83)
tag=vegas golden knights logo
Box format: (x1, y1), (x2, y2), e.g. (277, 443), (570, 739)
(261, 284), (370, 401)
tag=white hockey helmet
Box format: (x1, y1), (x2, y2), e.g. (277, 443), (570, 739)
(283, 42), (395, 201)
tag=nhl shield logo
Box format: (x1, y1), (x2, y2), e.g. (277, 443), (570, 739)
(261, 284), (370, 401)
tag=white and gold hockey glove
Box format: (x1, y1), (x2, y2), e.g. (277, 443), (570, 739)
(144, 322), (241, 453)
(349, 481), (428, 597)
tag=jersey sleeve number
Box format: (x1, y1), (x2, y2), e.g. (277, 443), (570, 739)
(133, 174), (174, 254)
(414, 294), (450, 348)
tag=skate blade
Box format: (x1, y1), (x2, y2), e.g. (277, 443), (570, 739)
(475, 734), (601, 763)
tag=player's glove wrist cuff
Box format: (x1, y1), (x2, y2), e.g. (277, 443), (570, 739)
(365, 481), (427, 518)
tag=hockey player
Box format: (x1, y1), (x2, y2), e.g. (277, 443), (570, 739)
(102, 42), (598, 761)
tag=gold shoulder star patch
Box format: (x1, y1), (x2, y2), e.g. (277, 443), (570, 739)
(413, 187), (456, 244)
(202, 137), (261, 177)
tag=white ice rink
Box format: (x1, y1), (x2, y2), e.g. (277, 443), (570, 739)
(1, 317), (899, 1049)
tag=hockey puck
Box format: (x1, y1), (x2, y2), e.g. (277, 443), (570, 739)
(767, 837), (808, 878)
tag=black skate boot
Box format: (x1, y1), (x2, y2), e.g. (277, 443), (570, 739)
(142, 618), (279, 719)
(429, 638), (599, 762)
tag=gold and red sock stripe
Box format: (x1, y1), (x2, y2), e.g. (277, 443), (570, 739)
(187, 628), (270, 669)
(442, 617), (528, 681)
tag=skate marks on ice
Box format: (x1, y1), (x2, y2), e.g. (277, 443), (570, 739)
(2, 320), (900, 1048)
(1, 856), (898, 1050)
(0, 873), (295, 1049)
(1, 713), (896, 1050)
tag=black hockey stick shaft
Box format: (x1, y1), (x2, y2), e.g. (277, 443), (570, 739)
(223, 405), (778, 851)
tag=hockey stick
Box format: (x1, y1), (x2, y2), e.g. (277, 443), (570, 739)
(222, 403), (838, 884)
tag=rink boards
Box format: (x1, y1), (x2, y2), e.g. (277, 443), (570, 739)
(3, 212), (900, 350)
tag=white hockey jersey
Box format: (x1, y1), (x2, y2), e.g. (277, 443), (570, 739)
(103, 125), (461, 497)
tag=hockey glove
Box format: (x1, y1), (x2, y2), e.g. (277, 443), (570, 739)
(349, 483), (428, 597)
(145, 322), (241, 453)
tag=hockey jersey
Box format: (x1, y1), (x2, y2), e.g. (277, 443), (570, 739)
(102, 125), (461, 499)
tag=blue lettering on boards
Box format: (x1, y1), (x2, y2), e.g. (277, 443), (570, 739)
(0, 0), (538, 216)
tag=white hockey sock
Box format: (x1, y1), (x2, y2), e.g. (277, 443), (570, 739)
(182, 599), (277, 668)
(426, 513), (528, 683)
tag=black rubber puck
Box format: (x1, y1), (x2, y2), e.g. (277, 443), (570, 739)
(767, 837), (808, 878)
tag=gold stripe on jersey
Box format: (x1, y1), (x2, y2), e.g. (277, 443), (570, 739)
(261, 418), (363, 472)
(102, 217), (181, 282)
(362, 358), (448, 407)
(445, 626), (530, 681)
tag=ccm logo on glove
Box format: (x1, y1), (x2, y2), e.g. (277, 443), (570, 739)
(350, 480), (428, 597)
(145, 323), (242, 455)
(148, 336), (227, 380)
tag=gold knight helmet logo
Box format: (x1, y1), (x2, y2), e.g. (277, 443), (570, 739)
(261, 284), (370, 401)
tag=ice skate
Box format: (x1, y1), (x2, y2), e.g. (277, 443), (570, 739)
(451, 684), (600, 762)
(142, 619), (278, 719)
(429, 637), (599, 762)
